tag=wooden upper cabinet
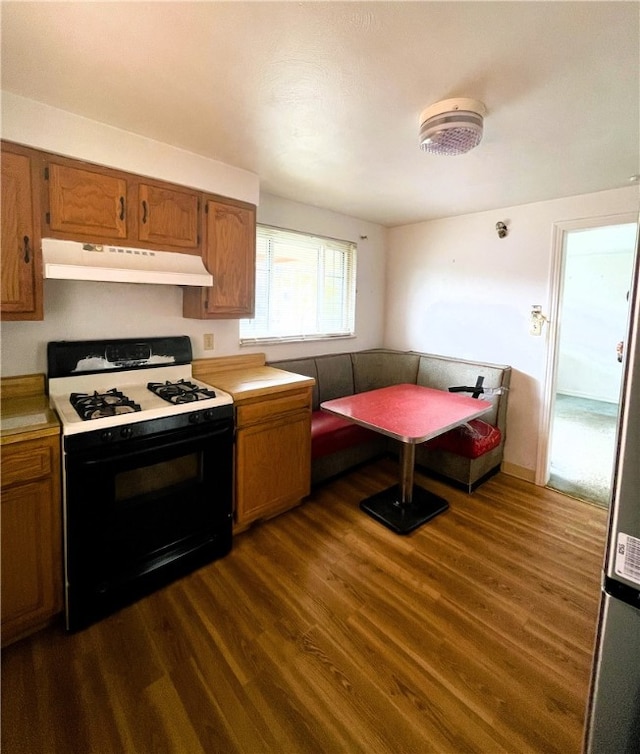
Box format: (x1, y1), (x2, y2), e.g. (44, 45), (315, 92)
(138, 182), (200, 251)
(1, 142), (43, 320)
(205, 199), (255, 316)
(43, 156), (201, 252)
(1, 142), (255, 320)
(183, 197), (256, 319)
(46, 161), (128, 240)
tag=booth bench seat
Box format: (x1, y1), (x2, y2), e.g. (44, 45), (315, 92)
(268, 348), (511, 492)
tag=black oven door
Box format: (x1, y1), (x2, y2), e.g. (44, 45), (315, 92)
(64, 417), (233, 631)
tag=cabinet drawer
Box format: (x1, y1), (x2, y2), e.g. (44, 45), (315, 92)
(1, 440), (55, 487)
(237, 390), (311, 427)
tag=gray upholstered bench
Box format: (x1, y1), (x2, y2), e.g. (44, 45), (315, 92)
(269, 348), (511, 491)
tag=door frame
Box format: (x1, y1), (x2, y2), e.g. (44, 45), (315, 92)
(535, 212), (637, 486)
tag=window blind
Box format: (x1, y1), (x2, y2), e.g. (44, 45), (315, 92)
(240, 225), (357, 344)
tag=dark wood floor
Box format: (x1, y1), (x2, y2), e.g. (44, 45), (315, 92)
(2, 458), (608, 753)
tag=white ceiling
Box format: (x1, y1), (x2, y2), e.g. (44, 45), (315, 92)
(1, 1), (639, 227)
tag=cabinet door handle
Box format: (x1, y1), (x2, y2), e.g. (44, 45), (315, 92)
(23, 236), (31, 263)
(119, 196), (125, 221)
(142, 200), (148, 224)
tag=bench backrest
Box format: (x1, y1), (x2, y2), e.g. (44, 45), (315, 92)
(416, 353), (511, 427)
(268, 348), (511, 431)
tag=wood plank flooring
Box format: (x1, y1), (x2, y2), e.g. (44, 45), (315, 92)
(1, 459), (608, 753)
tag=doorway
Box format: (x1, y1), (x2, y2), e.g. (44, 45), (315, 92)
(542, 218), (636, 506)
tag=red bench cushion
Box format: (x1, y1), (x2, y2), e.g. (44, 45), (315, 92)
(311, 410), (381, 459)
(423, 418), (502, 459)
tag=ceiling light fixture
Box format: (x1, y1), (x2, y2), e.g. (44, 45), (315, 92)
(419, 98), (486, 156)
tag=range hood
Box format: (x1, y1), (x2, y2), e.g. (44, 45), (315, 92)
(42, 239), (213, 287)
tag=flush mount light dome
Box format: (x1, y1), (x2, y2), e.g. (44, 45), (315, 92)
(419, 97), (486, 156)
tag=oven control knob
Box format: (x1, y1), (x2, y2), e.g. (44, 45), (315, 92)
(189, 412), (202, 424)
(100, 429), (114, 443)
(203, 409), (214, 421)
(120, 426), (133, 439)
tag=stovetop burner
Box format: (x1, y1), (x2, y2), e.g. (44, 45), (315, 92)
(70, 389), (142, 421)
(48, 337), (234, 436)
(147, 380), (217, 405)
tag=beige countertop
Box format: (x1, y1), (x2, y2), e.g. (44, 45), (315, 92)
(0, 364), (313, 442)
(196, 365), (315, 403)
(1, 395), (60, 444)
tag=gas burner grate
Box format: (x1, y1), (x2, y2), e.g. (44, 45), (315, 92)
(70, 389), (142, 421)
(147, 380), (217, 405)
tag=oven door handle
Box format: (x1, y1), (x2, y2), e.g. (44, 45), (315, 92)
(74, 424), (232, 467)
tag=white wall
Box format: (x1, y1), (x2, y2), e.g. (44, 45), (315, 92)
(0, 97), (386, 377)
(385, 187), (639, 480)
(1, 92), (259, 205)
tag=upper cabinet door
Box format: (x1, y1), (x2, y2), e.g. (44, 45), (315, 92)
(1, 144), (43, 320)
(46, 162), (128, 240)
(137, 183), (200, 251)
(201, 198), (256, 318)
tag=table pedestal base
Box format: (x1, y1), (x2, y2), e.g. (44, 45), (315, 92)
(359, 485), (449, 535)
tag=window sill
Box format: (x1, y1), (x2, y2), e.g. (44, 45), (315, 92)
(240, 333), (356, 348)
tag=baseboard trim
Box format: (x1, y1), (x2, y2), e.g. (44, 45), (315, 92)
(501, 462), (536, 484)
(556, 390), (618, 405)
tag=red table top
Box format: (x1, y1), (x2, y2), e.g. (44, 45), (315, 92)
(320, 383), (491, 444)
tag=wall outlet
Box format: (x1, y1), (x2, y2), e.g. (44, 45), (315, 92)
(203, 333), (214, 351)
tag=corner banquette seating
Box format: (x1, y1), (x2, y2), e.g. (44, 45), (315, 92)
(268, 348), (511, 492)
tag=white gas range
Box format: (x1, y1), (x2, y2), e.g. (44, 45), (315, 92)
(47, 336), (235, 632)
(48, 337), (233, 443)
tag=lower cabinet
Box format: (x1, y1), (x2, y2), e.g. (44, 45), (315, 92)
(1, 434), (63, 645)
(234, 388), (312, 530)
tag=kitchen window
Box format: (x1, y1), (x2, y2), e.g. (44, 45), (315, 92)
(240, 225), (357, 344)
